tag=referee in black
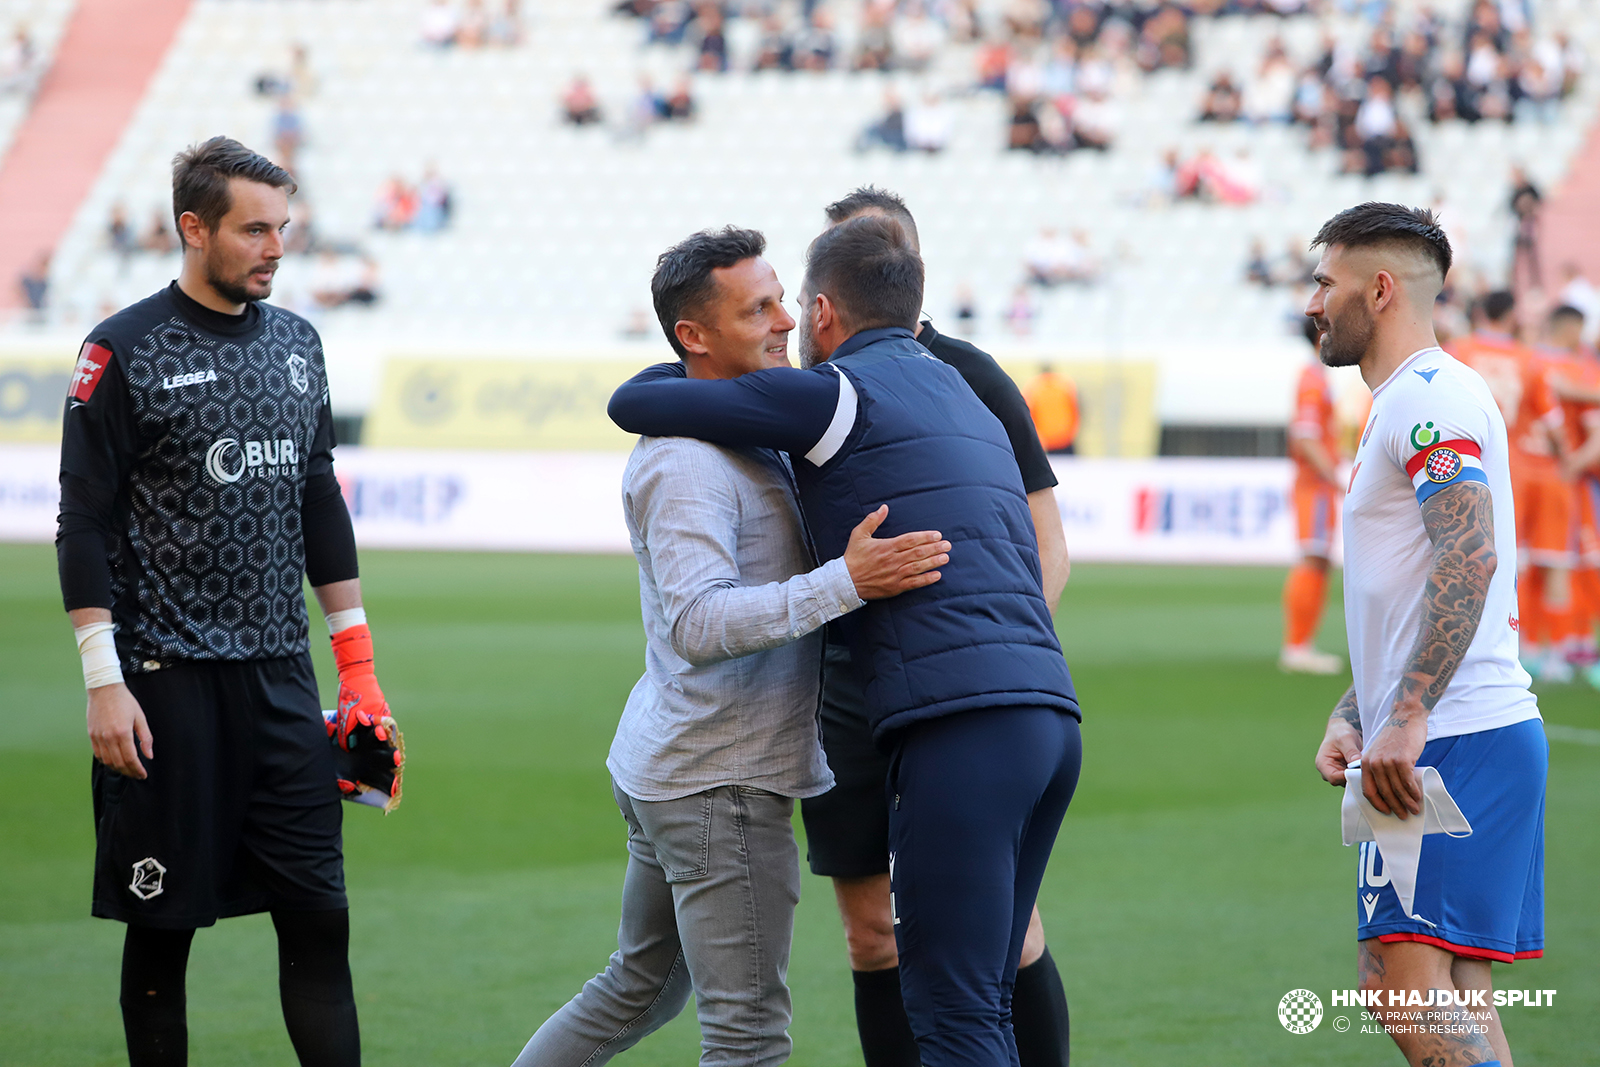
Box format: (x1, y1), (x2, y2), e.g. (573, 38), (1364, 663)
(56, 137), (390, 1067)
(804, 188), (1074, 1067)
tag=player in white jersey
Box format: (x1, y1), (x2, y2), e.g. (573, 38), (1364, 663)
(1309, 203), (1545, 1067)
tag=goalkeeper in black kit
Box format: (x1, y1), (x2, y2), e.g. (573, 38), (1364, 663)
(55, 137), (399, 1067)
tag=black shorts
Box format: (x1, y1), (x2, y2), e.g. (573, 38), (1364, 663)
(92, 653), (347, 928)
(800, 643), (893, 879)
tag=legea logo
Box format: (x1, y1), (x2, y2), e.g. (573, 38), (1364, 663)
(205, 437), (299, 484)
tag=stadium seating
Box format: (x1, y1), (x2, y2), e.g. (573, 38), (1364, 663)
(0, 0), (78, 163)
(27, 0), (1600, 424)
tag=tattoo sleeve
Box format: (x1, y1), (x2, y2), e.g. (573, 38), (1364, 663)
(1331, 684), (1361, 737)
(1391, 481), (1497, 720)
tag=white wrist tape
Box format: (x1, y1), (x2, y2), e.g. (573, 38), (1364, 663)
(325, 607), (367, 634)
(74, 621), (124, 690)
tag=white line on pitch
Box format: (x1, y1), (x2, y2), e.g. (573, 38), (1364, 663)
(1546, 724), (1600, 746)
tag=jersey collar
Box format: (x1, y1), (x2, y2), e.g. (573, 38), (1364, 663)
(1371, 346), (1445, 399)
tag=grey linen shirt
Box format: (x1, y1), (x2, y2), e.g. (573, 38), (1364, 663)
(607, 436), (864, 802)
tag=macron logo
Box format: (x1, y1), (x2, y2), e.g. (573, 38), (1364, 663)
(1414, 367), (1440, 383)
(162, 369), (217, 390)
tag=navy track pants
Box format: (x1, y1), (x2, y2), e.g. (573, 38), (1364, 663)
(887, 705), (1082, 1067)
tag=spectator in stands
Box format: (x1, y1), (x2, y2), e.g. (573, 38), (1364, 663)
(648, 1), (692, 45)
(904, 92), (953, 153)
(311, 251), (381, 309)
(854, 0), (893, 71)
(1243, 38), (1295, 122)
(18, 251), (48, 313)
(624, 75), (664, 138)
(893, 1), (945, 72)
(1136, 5), (1191, 73)
(952, 282), (978, 332)
(1004, 285), (1037, 336)
(1272, 237), (1317, 287)
(457, 0), (490, 48)
(753, 14), (795, 71)
(271, 98), (305, 172)
(415, 166), (453, 232)
(107, 205), (134, 260)
(0, 24), (37, 95)
(1509, 166), (1543, 293)
(1246, 239), (1273, 286)
(663, 74), (695, 121)
(373, 176), (419, 231)
(1007, 98), (1043, 152)
(858, 90), (908, 152)
(562, 74), (603, 125)
(1351, 76), (1397, 175)
(1025, 227), (1096, 287)
(420, 0), (461, 47)
(137, 210), (176, 255)
(488, 0), (523, 47)
(1198, 72), (1243, 122)
(283, 203), (318, 255)
(695, 6), (729, 72)
(1072, 86), (1118, 150)
(794, 8), (836, 71)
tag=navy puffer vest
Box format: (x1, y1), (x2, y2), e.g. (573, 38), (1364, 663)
(797, 327), (1079, 742)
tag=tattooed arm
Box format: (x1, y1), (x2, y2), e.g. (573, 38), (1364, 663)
(1363, 480), (1498, 818)
(1314, 685), (1363, 786)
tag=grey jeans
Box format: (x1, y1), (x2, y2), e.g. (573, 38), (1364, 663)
(511, 782), (801, 1067)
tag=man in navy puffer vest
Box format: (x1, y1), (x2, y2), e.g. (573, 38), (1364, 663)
(609, 215), (1082, 1067)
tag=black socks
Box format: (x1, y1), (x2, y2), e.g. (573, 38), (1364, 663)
(1012, 948), (1071, 1067)
(121, 925), (196, 1067)
(272, 908), (362, 1067)
(119, 912), (359, 1067)
(852, 966), (921, 1067)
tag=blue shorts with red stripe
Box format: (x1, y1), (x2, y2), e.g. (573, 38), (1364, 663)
(1355, 718), (1547, 962)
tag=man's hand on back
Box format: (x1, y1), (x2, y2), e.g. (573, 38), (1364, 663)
(87, 683), (153, 779)
(844, 505), (950, 600)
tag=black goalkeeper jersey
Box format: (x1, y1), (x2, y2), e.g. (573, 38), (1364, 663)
(59, 283), (337, 669)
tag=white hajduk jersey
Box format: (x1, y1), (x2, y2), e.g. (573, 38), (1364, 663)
(1343, 346), (1540, 744)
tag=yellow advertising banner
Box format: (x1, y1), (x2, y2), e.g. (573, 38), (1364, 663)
(0, 357), (72, 444)
(366, 355), (1159, 456)
(364, 358), (644, 450)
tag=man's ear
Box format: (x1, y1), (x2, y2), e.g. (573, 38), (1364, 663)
(178, 211), (208, 253)
(1372, 269), (1396, 314)
(674, 319), (712, 357)
(814, 292), (838, 335)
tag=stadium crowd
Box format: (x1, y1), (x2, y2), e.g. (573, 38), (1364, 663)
(1211, 1), (1586, 176)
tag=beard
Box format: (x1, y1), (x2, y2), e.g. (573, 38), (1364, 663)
(206, 253), (272, 306)
(798, 313), (824, 369)
(1317, 305), (1372, 368)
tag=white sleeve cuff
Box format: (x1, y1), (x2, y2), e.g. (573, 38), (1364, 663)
(817, 556), (866, 619)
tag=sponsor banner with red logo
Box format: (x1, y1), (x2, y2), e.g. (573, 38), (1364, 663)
(0, 446), (1315, 563)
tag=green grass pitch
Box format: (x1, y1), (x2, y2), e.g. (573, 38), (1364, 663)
(2, 543), (1595, 1065)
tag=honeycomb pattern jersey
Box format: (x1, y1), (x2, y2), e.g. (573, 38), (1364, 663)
(60, 283), (335, 671)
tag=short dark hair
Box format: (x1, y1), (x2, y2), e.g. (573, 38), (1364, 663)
(1479, 289), (1516, 323)
(1310, 202), (1452, 280)
(650, 226), (767, 358)
(804, 215), (924, 334)
(172, 137), (296, 240)
(1548, 303), (1584, 326)
(824, 185), (920, 251)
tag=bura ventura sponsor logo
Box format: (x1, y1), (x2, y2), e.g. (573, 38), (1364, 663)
(162, 368), (217, 390)
(204, 437), (299, 484)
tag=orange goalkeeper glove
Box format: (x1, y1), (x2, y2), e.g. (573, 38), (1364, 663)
(331, 623), (391, 750)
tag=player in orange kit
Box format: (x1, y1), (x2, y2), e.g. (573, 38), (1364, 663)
(1540, 304), (1600, 683)
(1446, 291), (1572, 680)
(1281, 318), (1345, 674)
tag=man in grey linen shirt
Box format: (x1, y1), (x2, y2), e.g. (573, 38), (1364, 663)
(511, 227), (950, 1067)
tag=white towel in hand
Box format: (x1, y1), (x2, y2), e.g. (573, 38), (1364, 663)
(1341, 762), (1472, 924)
